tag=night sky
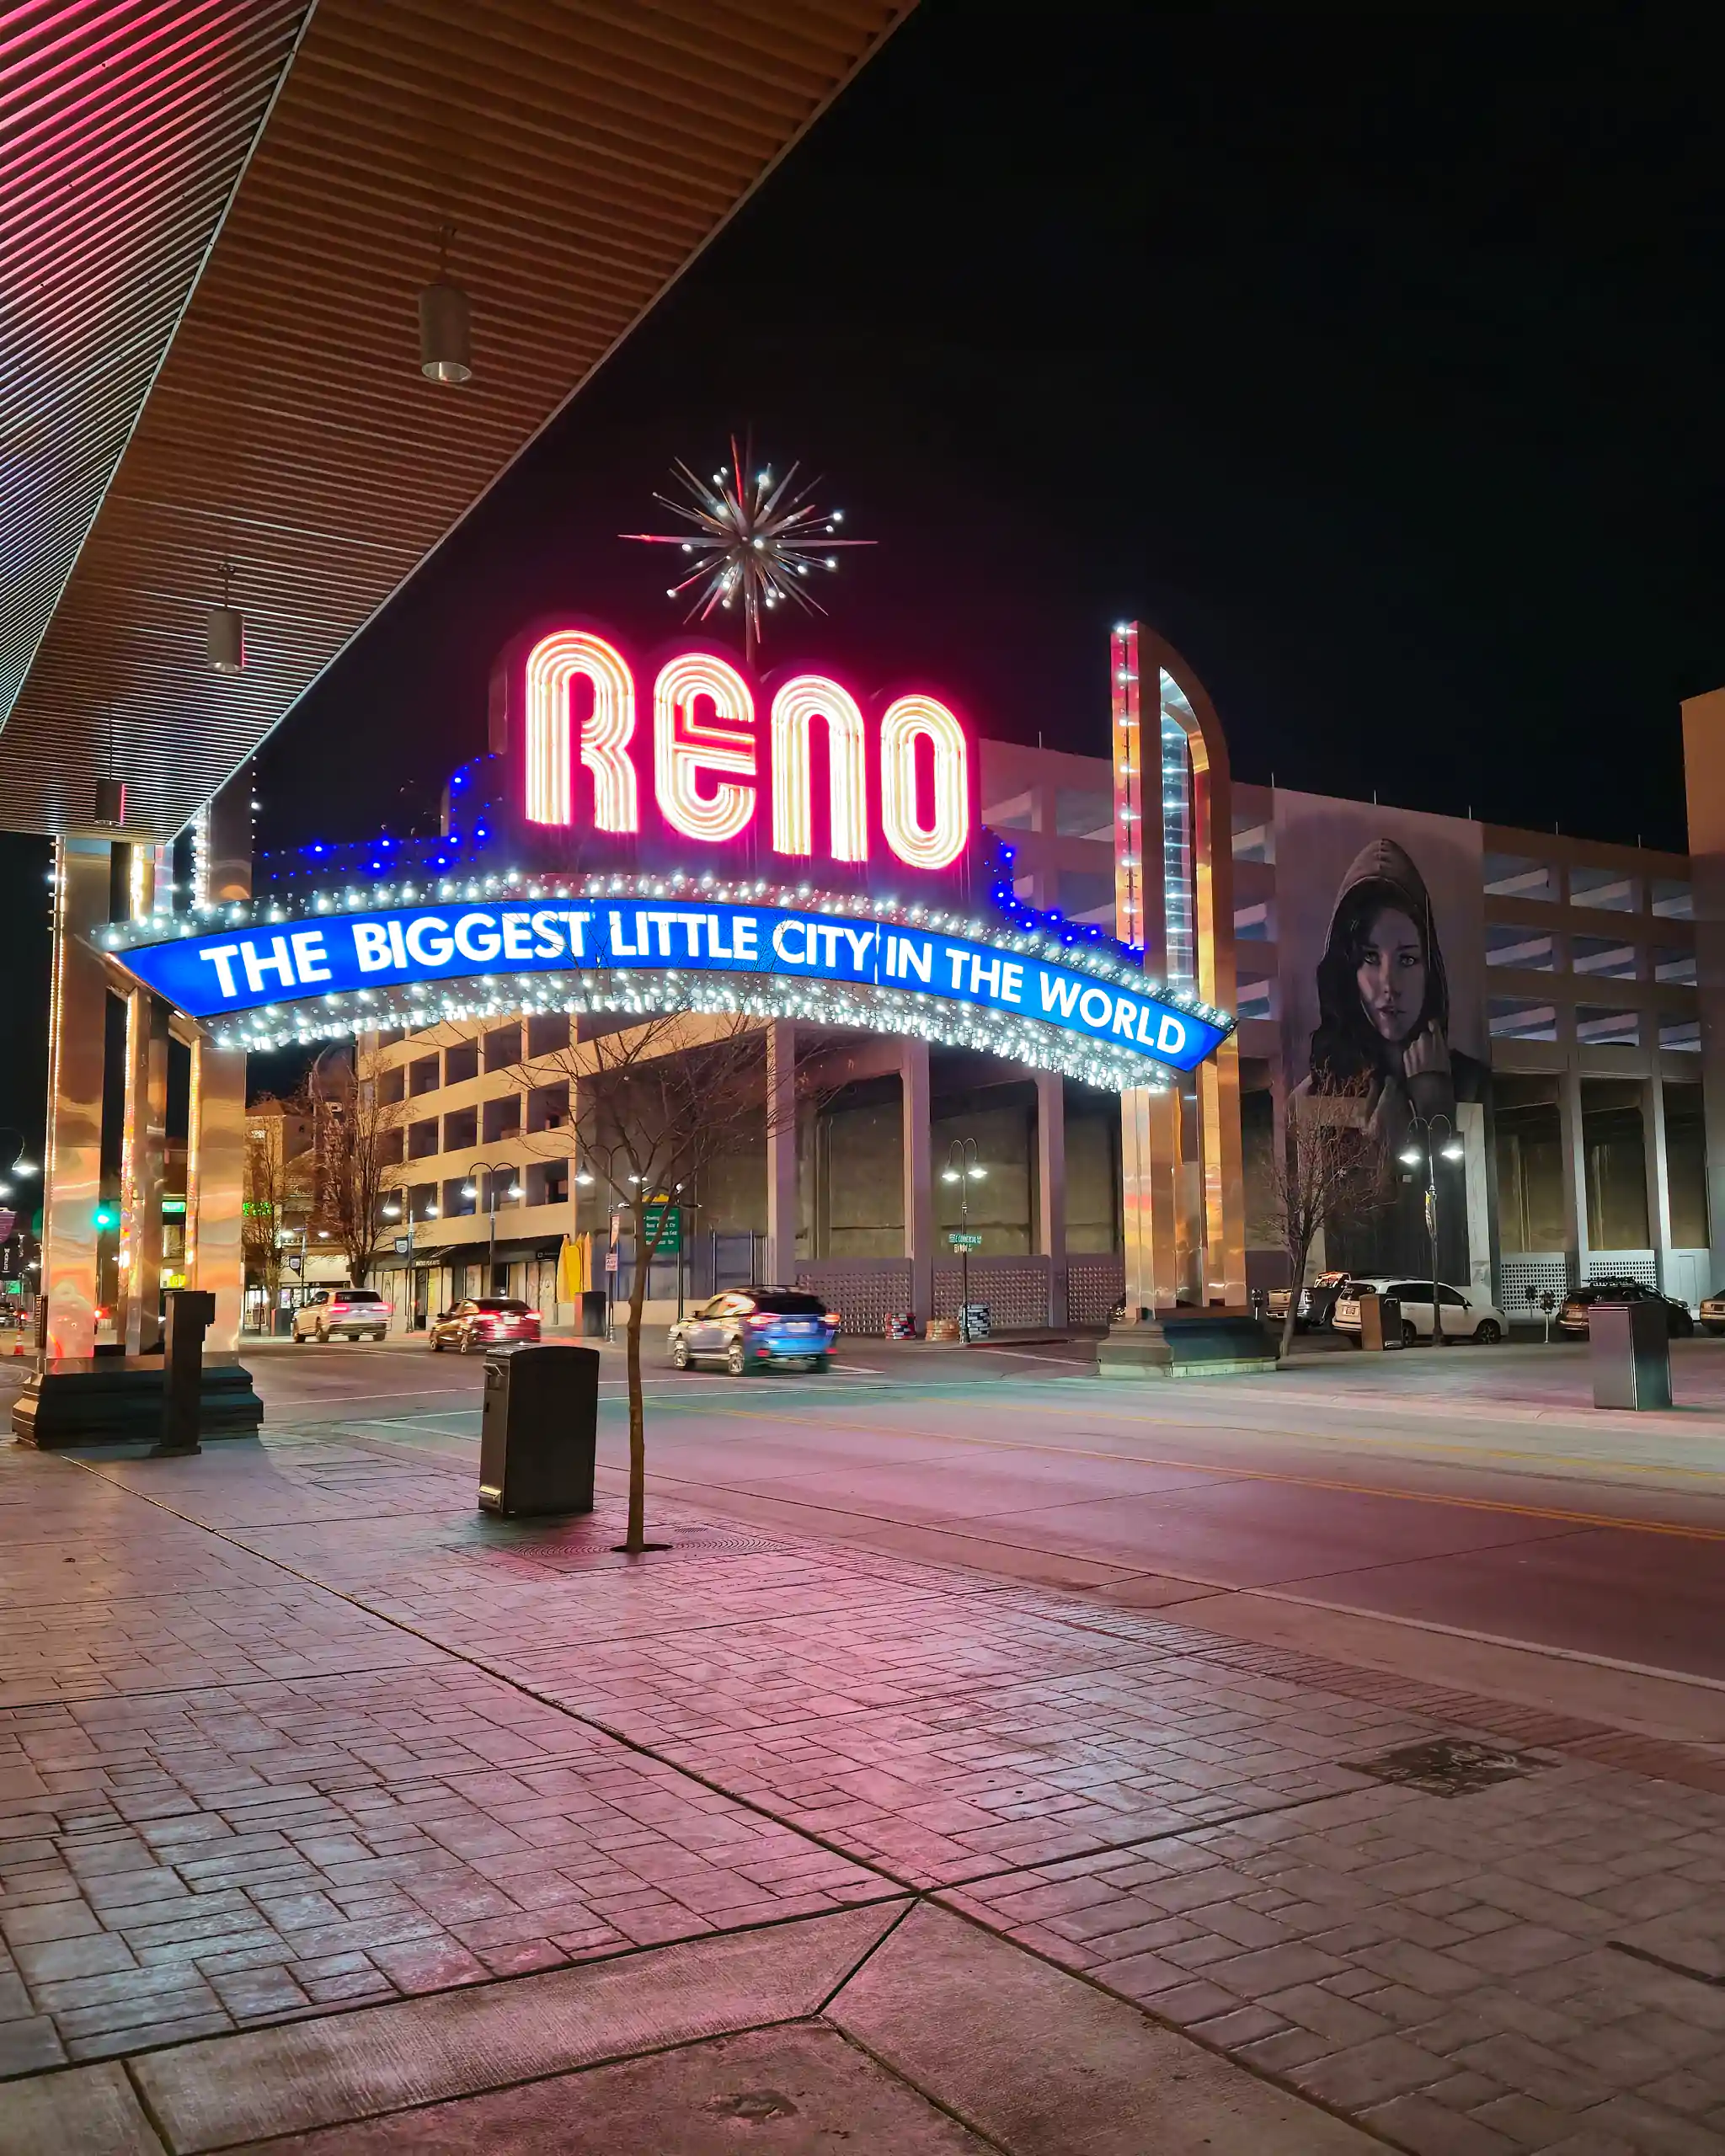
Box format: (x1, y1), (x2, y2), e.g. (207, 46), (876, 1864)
(4, 3), (1723, 1155)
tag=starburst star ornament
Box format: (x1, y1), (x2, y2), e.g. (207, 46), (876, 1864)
(623, 439), (871, 663)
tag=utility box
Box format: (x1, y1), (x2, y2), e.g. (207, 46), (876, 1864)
(478, 1344), (598, 1517)
(579, 1291), (609, 1339)
(1358, 1294), (1403, 1352)
(1589, 1299), (1671, 1411)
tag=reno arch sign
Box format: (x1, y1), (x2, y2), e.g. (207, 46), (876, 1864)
(512, 628), (973, 884)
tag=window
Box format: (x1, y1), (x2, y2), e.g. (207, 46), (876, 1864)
(1652, 879), (1693, 920)
(1659, 1011), (1701, 1053)
(483, 1024), (521, 1072)
(1055, 788), (1113, 838)
(1576, 1006), (1639, 1047)
(746, 1292), (828, 1314)
(444, 1041), (478, 1086)
(1232, 822), (1274, 865)
(1490, 997), (1557, 1042)
(408, 1118), (439, 1160)
(1572, 935), (1637, 979)
(526, 1012), (569, 1059)
(1653, 946), (1696, 985)
(483, 1094), (521, 1145)
(378, 1065), (405, 1106)
(441, 1107), (477, 1154)
(1236, 978), (1274, 1022)
(409, 1055), (440, 1096)
(1569, 864), (1638, 912)
(1234, 902), (1272, 941)
(1486, 923), (1555, 970)
(1484, 852), (1554, 901)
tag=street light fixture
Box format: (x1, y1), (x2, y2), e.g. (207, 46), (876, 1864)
(382, 1194), (439, 1329)
(465, 1159), (523, 1296)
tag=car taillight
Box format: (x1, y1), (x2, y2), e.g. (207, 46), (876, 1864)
(746, 1314), (774, 1328)
(824, 1311), (841, 1326)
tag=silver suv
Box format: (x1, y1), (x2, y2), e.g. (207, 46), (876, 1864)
(291, 1289), (390, 1342)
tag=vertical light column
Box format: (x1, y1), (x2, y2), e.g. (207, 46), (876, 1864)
(41, 835), (112, 1363)
(1560, 1062), (1589, 1286)
(119, 993), (169, 1356)
(765, 1020), (798, 1284)
(1035, 1069), (1068, 1329)
(1644, 1068), (1674, 1289)
(901, 1037), (932, 1328)
(1680, 687), (1725, 1291)
(187, 780), (252, 1352)
(1112, 623), (1176, 1317)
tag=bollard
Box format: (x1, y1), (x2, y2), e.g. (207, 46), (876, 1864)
(158, 1289), (216, 1455)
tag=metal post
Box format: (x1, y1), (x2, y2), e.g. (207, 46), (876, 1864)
(157, 1287), (215, 1455)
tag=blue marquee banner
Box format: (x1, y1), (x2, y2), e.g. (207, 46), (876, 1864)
(109, 894), (1231, 1075)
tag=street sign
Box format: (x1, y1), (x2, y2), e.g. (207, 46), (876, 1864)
(394, 1236), (410, 1255)
(604, 1249), (619, 1273)
(643, 1202), (681, 1255)
(947, 1231), (982, 1249)
(287, 1254), (302, 1273)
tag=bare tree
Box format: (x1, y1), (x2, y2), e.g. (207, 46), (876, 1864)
(1256, 1076), (1389, 1362)
(531, 1009), (814, 1555)
(242, 1092), (313, 1310)
(310, 1047), (403, 1288)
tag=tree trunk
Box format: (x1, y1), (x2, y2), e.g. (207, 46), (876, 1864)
(1279, 1296), (1298, 1364)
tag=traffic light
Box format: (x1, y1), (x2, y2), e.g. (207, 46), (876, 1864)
(93, 1203), (118, 1230)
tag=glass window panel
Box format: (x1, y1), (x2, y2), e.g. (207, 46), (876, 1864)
(1485, 923), (1555, 970)
(1569, 865), (1639, 912)
(1490, 998), (1557, 1041)
(1653, 946), (1696, 985)
(1652, 879), (1693, 920)
(1236, 977), (1274, 1021)
(1483, 853), (1554, 901)
(1576, 1005), (1640, 1047)
(1572, 935), (1638, 979)
(1659, 1012), (1701, 1052)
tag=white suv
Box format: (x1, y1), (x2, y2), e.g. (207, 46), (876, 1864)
(291, 1289), (390, 1342)
(1332, 1278), (1504, 1346)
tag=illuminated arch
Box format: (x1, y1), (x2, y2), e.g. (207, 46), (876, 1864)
(879, 694), (969, 871)
(654, 652), (756, 845)
(770, 675), (868, 862)
(524, 631), (637, 831)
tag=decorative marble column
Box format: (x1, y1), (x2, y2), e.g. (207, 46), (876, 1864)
(40, 836), (113, 1363)
(765, 1020), (798, 1285)
(1035, 1069), (1068, 1329)
(901, 1037), (932, 1329)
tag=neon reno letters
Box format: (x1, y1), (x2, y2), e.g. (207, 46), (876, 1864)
(109, 896), (1229, 1079)
(523, 632), (969, 874)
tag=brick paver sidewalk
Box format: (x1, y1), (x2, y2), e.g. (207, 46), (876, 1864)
(4, 1428), (1725, 2153)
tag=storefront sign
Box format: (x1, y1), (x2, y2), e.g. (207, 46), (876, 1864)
(108, 889), (1230, 1078)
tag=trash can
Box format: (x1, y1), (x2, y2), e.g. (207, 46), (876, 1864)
(478, 1343), (599, 1516)
(579, 1290), (609, 1339)
(1589, 1299), (1671, 1411)
(1358, 1294), (1403, 1351)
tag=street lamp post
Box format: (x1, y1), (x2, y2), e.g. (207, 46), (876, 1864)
(942, 1139), (987, 1340)
(381, 1191), (439, 1329)
(462, 1160), (525, 1297)
(1399, 1115), (1465, 1346)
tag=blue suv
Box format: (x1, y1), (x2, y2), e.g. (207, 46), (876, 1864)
(668, 1288), (840, 1374)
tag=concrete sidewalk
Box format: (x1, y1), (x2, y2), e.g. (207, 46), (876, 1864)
(3, 1429), (1725, 2153)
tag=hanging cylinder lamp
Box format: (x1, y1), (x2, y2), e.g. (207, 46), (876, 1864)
(419, 221), (473, 382)
(93, 776), (126, 826)
(208, 561), (243, 675)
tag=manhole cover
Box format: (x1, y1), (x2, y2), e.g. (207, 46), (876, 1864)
(1345, 1737), (1554, 1798)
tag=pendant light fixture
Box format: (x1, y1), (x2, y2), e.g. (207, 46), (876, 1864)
(419, 222), (473, 383)
(208, 560), (243, 675)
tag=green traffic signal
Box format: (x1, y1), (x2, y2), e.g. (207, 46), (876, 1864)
(93, 1203), (118, 1230)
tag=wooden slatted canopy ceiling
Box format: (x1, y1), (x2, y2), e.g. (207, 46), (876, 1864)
(0, 0), (907, 840)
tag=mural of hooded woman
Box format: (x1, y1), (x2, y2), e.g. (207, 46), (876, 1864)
(1304, 837), (1486, 1159)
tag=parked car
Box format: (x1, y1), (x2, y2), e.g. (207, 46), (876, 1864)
(1295, 1270), (1353, 1332)
(1332, 1278), (1505, 1346)
(428, 1298), (542, 1353)
(1700, 1289), (1725, 1337)
(291, 1288), (391, 1342)
(1556, 1280), (1694, 1339)
(668, 1288), (841, 1374)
